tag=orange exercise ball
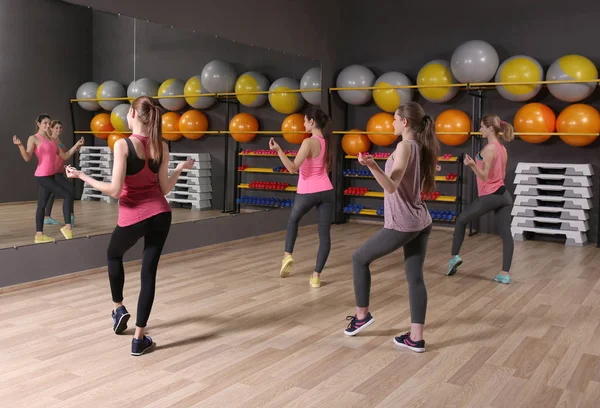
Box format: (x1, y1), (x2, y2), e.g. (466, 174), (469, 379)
(366, 112), (397, 146)
(557, 104), (600, 147)
(179, 109), (208, 140)
(107, 132), (126, 151)
(229, 113), (259, 143)
(514, 103), (555, 144)
(90, 113), (114, 140)
(435, 109), (471, 146)
(342, 129), (371, 155)
(282, 113), (310, 144)
(162, 112), (182, 141)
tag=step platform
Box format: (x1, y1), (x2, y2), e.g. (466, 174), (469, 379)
(79, 153), (113, 162)
(511, 216), (589, 232)
(166, 191), (212, 201)
(79, 146), (111, 154)
(513, 185), (592, 199)
(511, 226), (588, 247)
(513, 196), (592, 210)
(169, 152), (210, 162)
(511, 206), (589, 221)
(515, 163), (593, 177)
(172, 183), (213, 193)
(168, 160), (211, 170)
(81, 167), (112, 176)
(513, 174), (592, 188)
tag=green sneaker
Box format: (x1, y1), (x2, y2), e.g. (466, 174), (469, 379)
(447, 255), (462, 276)
(493, 273), (510, 284)
(44, 217), (60, 225)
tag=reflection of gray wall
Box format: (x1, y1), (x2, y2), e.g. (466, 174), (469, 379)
(0, 0), (92, 203)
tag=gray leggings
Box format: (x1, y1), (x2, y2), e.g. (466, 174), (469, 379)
(352, 224), (432, 324)
(452, 190), (514, 271)
(285, 189), (333, 273)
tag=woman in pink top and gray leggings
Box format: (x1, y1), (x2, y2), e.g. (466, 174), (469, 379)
(67, 96), (194, 356)
(269, 108), (334, 289)
(447, 115), (514, 285)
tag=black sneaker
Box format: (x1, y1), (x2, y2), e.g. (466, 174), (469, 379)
(112, 306), (130, 334)
(131, 335), (155, 356)
(393, 332), (425, 353)
(344, 313), (375, 336)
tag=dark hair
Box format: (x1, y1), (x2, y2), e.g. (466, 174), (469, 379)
(395, 101), (440, 194)
(131, 96), (163, 165)
(482, 115), (514, 142)
(50, 120), (62, 128)
(36, 113), (51, 128)
(305, 108), (333, 172)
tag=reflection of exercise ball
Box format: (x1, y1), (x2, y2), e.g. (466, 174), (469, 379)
(435, 109), (471, 146)
(229, 113), (258, 143)
(235, 71), (269, 107)
(417, 60), (458, 103)
(127, 78), (159, 99)
(161, 112), (182, 141)
(342, 129), (371, 155)
(269, 77), (304, 114)
(110, 103), (131, 132)
(97, 80), (126, 111)
(546, 55), (598, 102)
(76, 82), (100, 111)
(495, 56), (544, 102)
(108, 133), (126, 151)
(514, 103), (555, 144)
(373, 72), (413, 113)
(158, 78), (186, 111)
(179, 110), (208, 140)
(451, 40), (499, 83)
(556, 104), (600, 147)
(201, 60), (237, 93)
(300, 67), (321, 105)
(336, 65), (375, 105)
(90, 113), (114, 139)
(366, 112), (397, 146)
(282, 114), (310, 144)
(184, 75), (216, 109)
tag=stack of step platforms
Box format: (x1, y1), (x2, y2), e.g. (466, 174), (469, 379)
(166, 152), (212, 210)
(80, 146), (117, 204)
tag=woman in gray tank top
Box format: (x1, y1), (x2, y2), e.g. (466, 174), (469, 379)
(344, 101), (440, 353)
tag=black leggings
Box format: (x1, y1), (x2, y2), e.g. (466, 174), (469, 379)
(285, 189), (333, 273)
(452, 190), (513, 272)
(352, 224), (432, 324)
(45, 173), (74, 217)
(107, 211), (172, 328)
(35, 175), (74, 232)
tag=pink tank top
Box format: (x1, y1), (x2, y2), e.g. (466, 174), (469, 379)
(117, 135), (172, 227)
(296, 136), (333, 194)
(476, 140), (507, 196)
(34, 134), (58, 177)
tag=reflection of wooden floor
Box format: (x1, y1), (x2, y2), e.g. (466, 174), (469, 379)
(0, 200), (256, 249)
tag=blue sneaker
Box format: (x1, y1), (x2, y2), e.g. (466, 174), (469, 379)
(111, 305), (130, 334)
(494, 273), (510, 284)
(132, 336), (155, 356)
(44, 217), (60, 225)
(393, 332), (426, 353)
(71, 214), (75, 227)
(447, 255), (463, 276)
(344, 313), (375, 336)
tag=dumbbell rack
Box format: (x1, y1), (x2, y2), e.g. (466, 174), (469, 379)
(511, 162), (593, 246)
(167, 152), (212, 210)
(80, 146), (117, 204)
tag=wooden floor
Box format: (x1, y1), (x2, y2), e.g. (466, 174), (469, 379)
(2, 223), (600, 407)
(0, 200), (256, 249)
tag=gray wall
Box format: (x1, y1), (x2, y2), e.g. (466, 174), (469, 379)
(0, 0), (92, 203)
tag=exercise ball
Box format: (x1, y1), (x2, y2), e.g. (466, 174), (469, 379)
(300, 67), (321, 105)
(547, 55), (598, 102)
(161, 112), (182, 141)
(127, 78), (159, 99)
(76, 82), (100, 111)
(269, 77), (304, 114)
(451, 40), (499, 83)
(336, 64), (375, 105)
(229, 113), (259, 143)
(90, 113), (114, 139)
(342, 129), (371, 155)
(201, 60), (237, 93)
(514, 103), (555, 144)
(556, 104), (600, 147)
(366, 112), (397, 146)
(110, 103), (131, 132)
(235, 71), (269, 107)
(282, 114), (310, 145)
(184, 75), (216, 109)
(97, 80), (126, 111)
(179, 110), (208, 140)
(495, 55), (544, 102)
(435, 109), (471, 146)
(417, 60), (458, 103)
(158, 78), (186, 111)
(373, 72), (413, 113)
(107, 132), (126, 151)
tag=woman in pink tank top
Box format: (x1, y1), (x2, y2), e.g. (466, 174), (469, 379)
(269, 108), (334, 289)
(66, 96), (194, 356)
(447, 115), (515, 285)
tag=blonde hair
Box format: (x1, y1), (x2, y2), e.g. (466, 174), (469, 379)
(482, 115), (514, 142)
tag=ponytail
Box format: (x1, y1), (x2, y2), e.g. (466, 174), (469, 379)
(305, 108), (333, 172)
(131, 96), (163, 165)
(499, 121), (515, 142)
(482, 115), (514, 143)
